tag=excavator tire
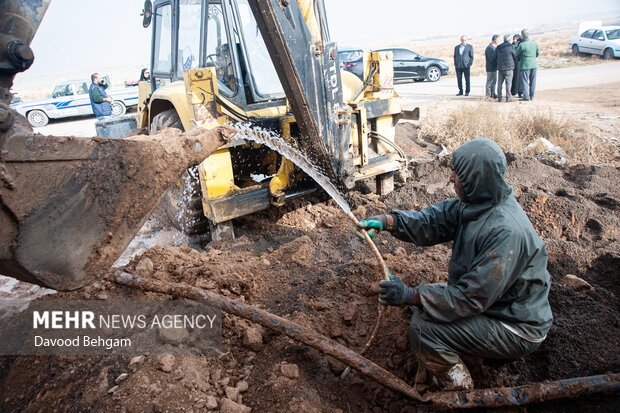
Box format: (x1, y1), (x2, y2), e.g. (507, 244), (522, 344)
(151, 109), (210, 235)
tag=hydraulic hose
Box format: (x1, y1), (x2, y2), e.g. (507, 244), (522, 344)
(369, 130), (408, 169)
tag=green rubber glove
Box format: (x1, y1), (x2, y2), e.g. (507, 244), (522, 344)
(357, 215), (388, 239)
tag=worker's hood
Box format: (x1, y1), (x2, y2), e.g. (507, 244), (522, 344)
(452, 138), (512, 204)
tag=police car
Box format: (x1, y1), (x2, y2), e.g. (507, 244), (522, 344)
(12, 78), (139, 127)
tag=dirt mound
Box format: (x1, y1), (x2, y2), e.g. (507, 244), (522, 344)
(1, 123), (618, 412)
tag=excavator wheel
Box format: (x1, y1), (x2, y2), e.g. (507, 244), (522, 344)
(151, 109), (210, 235)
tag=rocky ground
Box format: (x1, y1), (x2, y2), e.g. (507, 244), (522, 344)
(0, 121), (618, 412)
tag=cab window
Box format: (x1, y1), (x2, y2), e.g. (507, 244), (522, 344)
(153, 3), (172, 75)
(206, 1), (237, 96)
(177, 0), (203, 78)
(236, 0), (284, 99)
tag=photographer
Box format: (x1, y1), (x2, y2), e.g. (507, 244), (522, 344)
(89, 73), (113, 120)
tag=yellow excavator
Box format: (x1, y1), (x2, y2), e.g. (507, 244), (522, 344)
(0, 0), (415, 290)
(138, 0), (414, 239)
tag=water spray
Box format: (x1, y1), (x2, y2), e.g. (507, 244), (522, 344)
(232, 124), (392, 380)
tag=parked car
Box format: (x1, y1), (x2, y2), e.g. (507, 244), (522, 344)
(339, 47), (449, 83)
(570, 26), (620, 59)
(13, 79), (139, 127)
(374, 48), (449, 82)
(338, 47), (364, 79)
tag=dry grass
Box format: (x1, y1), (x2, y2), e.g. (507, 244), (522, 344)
(399, 32), (610, 78)
(419, 102), (618, 165)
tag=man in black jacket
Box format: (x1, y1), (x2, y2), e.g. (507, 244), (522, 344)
(496, 34), (517, 102)
(511, 34), (523, 98)
(485, 35), (499, 99)
(454, 35), (474, 96)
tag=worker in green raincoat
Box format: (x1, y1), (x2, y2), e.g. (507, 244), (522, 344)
(358, 138), (552, 390)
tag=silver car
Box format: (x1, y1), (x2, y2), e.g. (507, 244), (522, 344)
(13, 79), (139, 127)
(570, 26), (620, 59)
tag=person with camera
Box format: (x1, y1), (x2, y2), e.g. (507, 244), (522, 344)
(89, 73), (113, 121)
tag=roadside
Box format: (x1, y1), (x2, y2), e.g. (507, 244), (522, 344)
(399, 31), (617, 79)
(398, 64), (620, 167)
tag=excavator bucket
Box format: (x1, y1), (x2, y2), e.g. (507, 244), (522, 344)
(0, 0), (234, 290)
(1, 125), (233, 290)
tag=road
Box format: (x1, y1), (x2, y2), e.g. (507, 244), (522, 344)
(36, 109), (137, 138)
(395, 61), (620, 106)
(31, 61), (620, 137)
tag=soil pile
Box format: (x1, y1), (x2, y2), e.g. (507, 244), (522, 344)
(0, 123), (618, 412)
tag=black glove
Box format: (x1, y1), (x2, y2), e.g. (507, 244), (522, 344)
(379, 277), (416, 306)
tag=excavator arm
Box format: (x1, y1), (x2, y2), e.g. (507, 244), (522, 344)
(249, 0), (350, 186)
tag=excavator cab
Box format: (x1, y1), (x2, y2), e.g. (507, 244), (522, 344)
(150, 0), (285, 106)
(140, 0), (408, 240)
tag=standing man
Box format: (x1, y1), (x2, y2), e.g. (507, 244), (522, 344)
(89, 73), (113, 121)
(511, 34), (523, 98)
(454, 35), (474, 96)
(496, 34), (517, 102)
(358, 138), (552, 390)
(516, 29), (539, 101)
(485, 35), (499, 100)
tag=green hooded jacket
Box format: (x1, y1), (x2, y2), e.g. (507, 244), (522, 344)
(390, 138), (552, 341)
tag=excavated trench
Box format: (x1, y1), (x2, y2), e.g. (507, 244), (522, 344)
(0, 123), (618, 412)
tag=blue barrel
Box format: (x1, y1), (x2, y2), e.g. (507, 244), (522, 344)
(95, 115), (138, 139)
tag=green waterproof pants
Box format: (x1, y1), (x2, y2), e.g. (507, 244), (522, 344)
(409, 309), (540, 374)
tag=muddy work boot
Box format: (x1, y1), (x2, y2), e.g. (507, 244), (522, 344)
(436, 359), (474, 391)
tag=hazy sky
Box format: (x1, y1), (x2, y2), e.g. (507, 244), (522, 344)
(22, 0), (620, 78)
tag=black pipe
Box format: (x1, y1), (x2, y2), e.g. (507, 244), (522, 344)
(426, 373), (620, 408)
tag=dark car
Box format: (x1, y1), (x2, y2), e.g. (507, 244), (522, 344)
(374, 48), (449, 82)
(338, 47), (364, 79)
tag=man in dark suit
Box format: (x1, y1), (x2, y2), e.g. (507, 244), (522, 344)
(454, 35), (474, 96)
